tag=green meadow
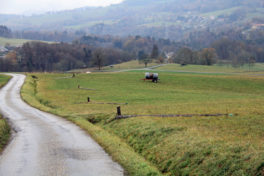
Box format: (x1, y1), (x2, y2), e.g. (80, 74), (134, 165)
(75, 61), (264, 74)
(154, 63), (264, 73)
(0, 37), (54, 47)
(0, 37), (32, 47)
(0, 75), (11, 152)
(21, 70), (264, 175)
(72, 60), (160, 73)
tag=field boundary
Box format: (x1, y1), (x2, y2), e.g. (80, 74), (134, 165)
(115, 113), (232, 120)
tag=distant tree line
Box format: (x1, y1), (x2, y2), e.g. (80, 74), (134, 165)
(0, 42), (132, 72)
(173, 47), (217, 66)
(13, 30), (84, 42)
(0, 25), (12, 38)
(1, 22), (264, 71)
(78, 33), (264, 67)
(173, 36), (264, 67)
(0, 25), (84, 42)
(78, 35), (179, 56)
(1, 34), (264, 72)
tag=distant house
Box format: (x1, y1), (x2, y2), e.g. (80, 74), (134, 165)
(0, 46), (8, 52)
(0, 46), (8, 56)
(252, 24), (264, 30)
(164, 52), (174, 63)
(165, 52), (174, 59)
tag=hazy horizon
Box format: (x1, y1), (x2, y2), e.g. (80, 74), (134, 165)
(0, 0), (124, 15)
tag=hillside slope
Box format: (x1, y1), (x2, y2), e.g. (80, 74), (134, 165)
(0, 0), (263, 40)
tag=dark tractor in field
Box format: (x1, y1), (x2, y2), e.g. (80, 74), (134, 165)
(144, 72), (159, 83)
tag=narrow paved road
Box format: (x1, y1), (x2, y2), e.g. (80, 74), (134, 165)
(0, 74), (123, 176)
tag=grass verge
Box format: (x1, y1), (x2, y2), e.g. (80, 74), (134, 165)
(0, 74), (11, 88)
(0, 74), (11, 153)
(0, 115), (10, 153)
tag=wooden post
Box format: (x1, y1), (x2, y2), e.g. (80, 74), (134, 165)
(87, 97), (90, 103)
(78, 85), (80, 89)
(117, 106), (121, 116)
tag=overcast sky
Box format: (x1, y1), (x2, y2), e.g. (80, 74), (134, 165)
(0, 0), (123, 15)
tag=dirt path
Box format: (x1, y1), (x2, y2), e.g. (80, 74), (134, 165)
(0, 74), (123, 176)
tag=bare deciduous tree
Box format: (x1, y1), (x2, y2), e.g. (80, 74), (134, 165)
(92, 49), (105, 70)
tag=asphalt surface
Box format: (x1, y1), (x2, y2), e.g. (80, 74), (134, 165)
(0, 74), (123, 176)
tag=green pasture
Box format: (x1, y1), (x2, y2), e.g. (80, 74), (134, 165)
(104, 60), (159, 70)
(72, 60), (160, 73)
(0, 37), (54, 47)
(75, 61), (264, 74)
(21, 71), (264, 175)
(201, 7), (241, 17)
(153, 63), (264, 73)
(0, 37), (32, 47)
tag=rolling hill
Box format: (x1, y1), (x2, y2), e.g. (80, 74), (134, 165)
(0, 0), (263, 40)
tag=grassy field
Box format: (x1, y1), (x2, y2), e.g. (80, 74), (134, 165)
(201, 6), (264, 21)
(71, 60), (160, 73)
(74, 62), (264, 74)
(154, 63), (264, 73)
(104, 60), (159, 70)
(21, 71), (264, 176)
(0, 75), (11, 153)
(0, 37), (54, 47)
(201, 7), (241, 17)
(0, 37), (32, 47)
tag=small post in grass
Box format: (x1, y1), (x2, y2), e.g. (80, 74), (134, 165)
(87, 97), (90, 103)
(117, 106), (121, 116)
(78, 85), (80, 89)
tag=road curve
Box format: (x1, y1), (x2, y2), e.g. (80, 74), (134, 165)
(0, 74), (123, 176)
